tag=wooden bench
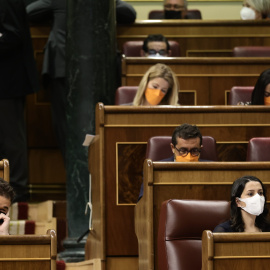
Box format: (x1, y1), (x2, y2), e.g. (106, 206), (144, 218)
(85, 104), (270, 269)
(121, 57), (270, 105)
(117, 20), (270, 57)
(0, 229), (56, 270)
(135, 160), (270, 270)
(25, 20), (270, 198)
(202, 231), (270, 269)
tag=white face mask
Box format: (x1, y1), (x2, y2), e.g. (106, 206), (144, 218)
(147, 54), (167, 58)
(240, 6), (256, 20)
(238, 193), (265, 216)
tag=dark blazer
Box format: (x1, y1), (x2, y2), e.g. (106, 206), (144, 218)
(0, 0), (39, 98)
(26, 0), (66, 78)
(214, 219), (270, 233)
(26, 0), (136, 78)
(213, 220), (234, 232)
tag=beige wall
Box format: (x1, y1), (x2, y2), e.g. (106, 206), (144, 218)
(128, 1), (242, 20)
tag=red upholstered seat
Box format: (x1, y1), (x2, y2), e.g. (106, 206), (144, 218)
(148, 10), (164, 19)
(228, 86), (254, 105)
(158, 199), (230, 270)
(122, 41), (144, 57)
(145, 135), (218, 161)
(148, 9), (202, 19)
(233, 46), (270, 57)
(122, 40), (181, 57)
(115, 86), (138, 105)
(246, 137), (270, 161)
(56, 260), (66, 270)
(186, 9), (202, 19)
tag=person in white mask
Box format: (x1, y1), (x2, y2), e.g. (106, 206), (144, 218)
(214, 175), (270, 232)
(240, 0), (270, 20)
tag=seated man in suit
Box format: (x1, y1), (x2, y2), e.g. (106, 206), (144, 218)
(141, 34), (171, 57)
(138, 123), (207, 201)
(0, 178), (15, 235)
(166, 123), (206, 161)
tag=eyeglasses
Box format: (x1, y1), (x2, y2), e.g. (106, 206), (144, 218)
(148, 49), (167, 56)
(164, 4), (185, 10)
(264, 92), (270, 97)
(174, 146), (201, 157)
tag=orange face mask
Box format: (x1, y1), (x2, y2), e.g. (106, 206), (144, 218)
(264, 96), (270, 106)
(145, 88), (166, 105)
(175, 153), (199, 162)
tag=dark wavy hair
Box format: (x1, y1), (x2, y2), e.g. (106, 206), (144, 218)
(230, 175), (270, 232)
(0, 178), (15, 203)
(251, 68), (270, 105)
(171, 123), (202, 146)
(142, 34), (170, 53)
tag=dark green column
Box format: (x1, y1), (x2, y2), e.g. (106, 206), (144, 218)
(59, 0), (116, 262)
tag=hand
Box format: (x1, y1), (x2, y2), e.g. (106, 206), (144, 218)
(0, 211), (10, 235)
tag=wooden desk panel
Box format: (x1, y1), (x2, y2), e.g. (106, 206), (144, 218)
(86, 104), (270, 267)
(122, 57), (270, 105)
(0, 159), (10, 182)
(202, 231), (270, 270)
(0, 229), (56, 270)
(117, 20), (270, 57)
(136, 161), (270, 270)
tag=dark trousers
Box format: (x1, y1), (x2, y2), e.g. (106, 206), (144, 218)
(50, 77), (67, 165)
(0, 97), (28, 201)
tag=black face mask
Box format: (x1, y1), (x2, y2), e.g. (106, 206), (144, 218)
(164, 10), (182, 19)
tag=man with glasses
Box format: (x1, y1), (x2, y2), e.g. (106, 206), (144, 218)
(167, 123), (204, 161)
(141, 34), (171, 57)
(164, 0), (187, 19)
(138, 123), (208, 201)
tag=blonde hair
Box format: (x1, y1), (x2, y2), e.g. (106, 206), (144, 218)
(133, 63), (179, 106)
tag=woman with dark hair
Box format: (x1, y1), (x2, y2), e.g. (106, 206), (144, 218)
(214, 175), (270, 232)
(251, 68), (270, 105)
